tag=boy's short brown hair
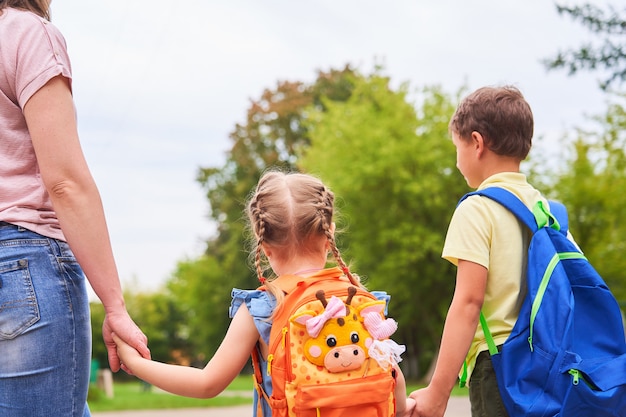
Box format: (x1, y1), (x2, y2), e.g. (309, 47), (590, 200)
(449, 85), (534, 159)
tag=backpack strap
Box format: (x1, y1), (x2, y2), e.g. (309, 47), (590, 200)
(460, 188), (539, 232)
(461, 187), (568, 234)
(548, 200), (568, 234)
(250, 348), (270, 417)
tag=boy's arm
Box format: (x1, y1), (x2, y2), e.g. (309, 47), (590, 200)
(410, 260), (487, 417)
(115, 305), (259, 398)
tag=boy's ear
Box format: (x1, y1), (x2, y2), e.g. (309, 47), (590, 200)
(471, 131), (486, 157)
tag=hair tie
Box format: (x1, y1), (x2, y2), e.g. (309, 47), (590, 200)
(342, 266), (350, 275)
(259, 277), (267, 285)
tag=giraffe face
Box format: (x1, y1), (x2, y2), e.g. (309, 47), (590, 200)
(304, 309), (369, 372)
(291, 289), (386, 373)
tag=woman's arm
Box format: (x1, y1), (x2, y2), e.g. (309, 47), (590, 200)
(115, 304), (260, 398)
(23, 75), (150, 371)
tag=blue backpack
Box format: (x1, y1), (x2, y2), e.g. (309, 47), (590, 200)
(459, 187), (626, 417)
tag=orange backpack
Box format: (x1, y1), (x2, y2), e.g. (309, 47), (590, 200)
(251, 267), (403, 417)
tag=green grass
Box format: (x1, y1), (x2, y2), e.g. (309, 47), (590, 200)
(88, 375), (254, 412)
(406, 382), (469, 397)
(88, 375), (468, 412)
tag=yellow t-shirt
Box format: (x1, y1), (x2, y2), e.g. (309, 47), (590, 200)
(442, 172), (547, 381)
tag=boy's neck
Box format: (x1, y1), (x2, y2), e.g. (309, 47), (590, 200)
(477, 153), (522, 184)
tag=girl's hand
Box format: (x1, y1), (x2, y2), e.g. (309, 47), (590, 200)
(409, 386), (448, 417)
(399, 397), (417, 417)
(112, 333), (143, 374)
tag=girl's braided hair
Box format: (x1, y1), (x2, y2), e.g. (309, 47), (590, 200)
(246, 170), (359, 303)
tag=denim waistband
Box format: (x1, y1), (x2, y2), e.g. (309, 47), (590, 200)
(0, 221), (23, 230)
(0, 222), (43, 240)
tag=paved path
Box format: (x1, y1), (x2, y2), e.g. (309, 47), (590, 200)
(92, 396), (470, 416)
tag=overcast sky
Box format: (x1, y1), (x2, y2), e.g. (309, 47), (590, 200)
(50, 1), (610, 297)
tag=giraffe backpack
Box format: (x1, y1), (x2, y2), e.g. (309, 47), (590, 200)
(252, 267), (404, 417)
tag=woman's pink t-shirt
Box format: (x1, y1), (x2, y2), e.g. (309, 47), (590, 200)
(0, 8), (72, 240)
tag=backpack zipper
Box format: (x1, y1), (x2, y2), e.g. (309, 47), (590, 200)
(266, 327), (289, 376)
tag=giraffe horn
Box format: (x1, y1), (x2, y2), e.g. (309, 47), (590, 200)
(316, 290), (328, 307)
(345, 287), (357, 306)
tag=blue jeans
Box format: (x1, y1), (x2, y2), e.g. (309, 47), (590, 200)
(0, 222), (91, 416)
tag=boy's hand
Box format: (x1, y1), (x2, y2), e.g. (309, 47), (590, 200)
(112, 333), (142, 374)
(409, 386), (448, 417)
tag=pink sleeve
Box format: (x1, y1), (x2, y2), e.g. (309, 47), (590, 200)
(11, 13), (73, 108)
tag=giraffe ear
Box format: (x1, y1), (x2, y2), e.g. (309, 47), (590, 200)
(357, 301), (385, 317)
(291, 310), (317, 328)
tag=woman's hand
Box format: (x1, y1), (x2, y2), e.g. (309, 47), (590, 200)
(103, 310), (150, 373)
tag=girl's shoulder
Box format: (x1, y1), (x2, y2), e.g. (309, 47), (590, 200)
(229, 288), (275, 320)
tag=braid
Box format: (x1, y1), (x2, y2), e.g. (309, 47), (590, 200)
(250, 197), (267, 284)
(318, 186), (360, 287)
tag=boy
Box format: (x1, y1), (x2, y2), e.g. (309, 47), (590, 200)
(410, 86), (553, 417)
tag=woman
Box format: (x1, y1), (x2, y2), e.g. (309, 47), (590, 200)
(0, 1), (150, 415)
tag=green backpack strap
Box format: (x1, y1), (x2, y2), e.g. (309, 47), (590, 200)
(459, 312), (498, 388)
(480, 312), (499, 355)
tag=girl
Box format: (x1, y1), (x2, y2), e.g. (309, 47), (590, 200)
(114, 171), (415, 416)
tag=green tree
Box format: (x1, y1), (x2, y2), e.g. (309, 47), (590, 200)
(90, 302), (107, 368)
(539, 97), (626, 303)
(167, 255), (236, 363)
(167, 67), (359, 362)
(541, 0), (626, 309)
(300, 74), (467, 379)
(544, 3), (626, 90)
(117, 289), (189, 365)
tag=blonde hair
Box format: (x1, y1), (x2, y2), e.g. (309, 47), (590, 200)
(0, 0), (51, 20)
(246, 170), (359, 303)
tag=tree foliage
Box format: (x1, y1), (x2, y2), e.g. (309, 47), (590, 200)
(536, 96), (626, 303)
(167, 256), (238, 363)
(544, 3), (626, 90)
(90, 289), (189, 371)
(300, 74), (467, 377)
(166, 67), (359, 362)
(90, 302), (107, 368)
(123, 290), (189, 364)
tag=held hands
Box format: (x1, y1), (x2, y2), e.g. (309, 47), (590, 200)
(112, 333), (143, 374)
(409, 386), (448, 417)
(398, 396), (417, 417)
(102, 310), (150, 373)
